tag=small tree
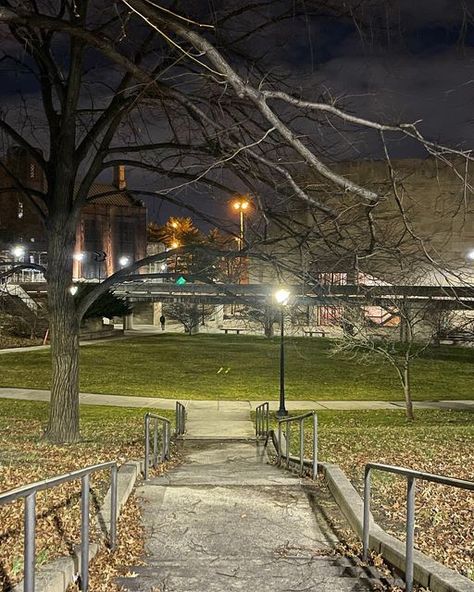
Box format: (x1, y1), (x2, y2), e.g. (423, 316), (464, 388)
(165, 302), (214, 335)
(333, 299), (441, 420)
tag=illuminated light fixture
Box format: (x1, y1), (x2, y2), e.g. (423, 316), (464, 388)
(11, 245), (25, 258)
(160, 263), (167, 271)
(171, 221), (179, 229)
(73, 252), (85, 262)
(232, 197), (250, 210)
(467, 249), (474, 261)
(69, 285), (78, 296)
(171, 241), (180, 249)
(119, 256), (130, 267)
(274, 288), (290, 306)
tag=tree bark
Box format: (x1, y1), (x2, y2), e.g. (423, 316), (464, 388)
(44, 217), (81, 443)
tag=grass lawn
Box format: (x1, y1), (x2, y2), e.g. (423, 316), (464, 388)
(0, 399), (174, 590)
(267, 409), (474, 580)
(0, 334), (473, 401)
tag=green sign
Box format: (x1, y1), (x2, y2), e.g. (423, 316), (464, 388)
(176, 276), (187, 286)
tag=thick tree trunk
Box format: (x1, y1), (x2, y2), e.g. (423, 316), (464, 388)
(44, 219), (81, 444)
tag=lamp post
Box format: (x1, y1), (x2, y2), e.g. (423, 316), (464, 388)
(274, 288), (290, 417)
(231, 196), (250, 251)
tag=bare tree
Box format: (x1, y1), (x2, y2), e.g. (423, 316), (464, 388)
(165, 302), (214, 335)
(0, 1), (472, 443)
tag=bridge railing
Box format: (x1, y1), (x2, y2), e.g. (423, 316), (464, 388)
(0, 462), (118, 592)
(362, 463), (474, 592)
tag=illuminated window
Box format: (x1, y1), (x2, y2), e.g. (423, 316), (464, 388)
(18, 200), (24, 219)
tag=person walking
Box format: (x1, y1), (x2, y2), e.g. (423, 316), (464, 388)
(160, 314), (166, 331)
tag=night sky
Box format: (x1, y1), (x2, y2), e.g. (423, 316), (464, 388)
(145, 0), (474, 226)
(1, 1), (474, 228)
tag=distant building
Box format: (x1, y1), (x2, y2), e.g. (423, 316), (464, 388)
(0, 147), (147, 280)
(249, 158), (474, 327)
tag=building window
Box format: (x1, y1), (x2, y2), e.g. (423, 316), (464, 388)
(18, 200), (24, 219)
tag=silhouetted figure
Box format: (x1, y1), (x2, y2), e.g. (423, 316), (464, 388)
(160, 314), (166, 331)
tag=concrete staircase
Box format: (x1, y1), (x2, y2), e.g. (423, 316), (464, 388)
(118, 441), (372, 592)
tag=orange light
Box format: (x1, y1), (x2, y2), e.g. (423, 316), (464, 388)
(241, 201), (249, 210)
(171, 241), (179, 249)
(171, 221), (178, 228)
(232, 201), (241, 210)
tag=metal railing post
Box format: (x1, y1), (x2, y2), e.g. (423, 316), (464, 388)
(362, 466), (371, 561)
(110, 465), (118, 550)
(265, 403), (269, 436)
(144, 414), (150, 480)
(312, 413), (317, 479)
(278, 422), (282, 466)
(299, 419), (304, 476)
(406, 476), (416, 592)
(285, 422), (290, 468)
(153, 418), (159, 467)
(161, 421), (167, 462)
(256, 406), (259, 437)
(24, 492), (36, 592)
(81, 474), (90, 592)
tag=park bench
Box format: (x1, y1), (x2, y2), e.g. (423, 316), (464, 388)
(303, 328), (326, 337)
(220, 327), (245, 335)
(435, 330), (474, 344)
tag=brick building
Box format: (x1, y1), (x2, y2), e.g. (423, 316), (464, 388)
(0, 147), (147, 279)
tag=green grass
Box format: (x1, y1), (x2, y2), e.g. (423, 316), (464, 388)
(0, 333), (473, 400)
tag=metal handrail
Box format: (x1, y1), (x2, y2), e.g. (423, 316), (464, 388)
(277, 411), (318, 479)
(255, 402), (269, 438)
(362, 463), (474, 592)
(175, 402), (186, 437)
(144, 413), (171, 480)
(0, 461), (118, 592)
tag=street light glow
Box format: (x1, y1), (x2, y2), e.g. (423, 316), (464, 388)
(467, 249), (474, 261)
(231, 196), (250, 210)
(274, 288), (290, 305)
(171, 241), (180, 249)
(69, 285), (78, 296)
(11, 245), (25, 258)
(73, 252), (85, 261)
(119, 256), (130, 267)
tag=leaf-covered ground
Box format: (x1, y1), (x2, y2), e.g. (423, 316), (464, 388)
(1, 334), (473, 400)
(270, 409), (474, 581)
(0, 336), (42, 349)
(0, 400), (175, 591)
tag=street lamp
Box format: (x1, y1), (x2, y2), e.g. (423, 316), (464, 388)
(466, 249), (474, 261)
(11, 245), (25, 260)
(274, 288), (291, 417)
(119, 255), (130, 267)
(231, 196), (250, 251)
(73, 252), (85, 262)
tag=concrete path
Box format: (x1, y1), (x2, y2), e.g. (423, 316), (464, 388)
(0, 387), (472, 411)
(118, 442), (369, 592)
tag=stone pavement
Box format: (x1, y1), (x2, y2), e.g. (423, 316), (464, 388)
(0, 387), (472, 411)
(118, 441), (370, 592)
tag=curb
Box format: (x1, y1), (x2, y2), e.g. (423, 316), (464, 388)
(320, 462), (474, 592)
(12, 460), (144, 592)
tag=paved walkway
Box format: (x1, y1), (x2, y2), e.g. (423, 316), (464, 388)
(0, 387), (472, 411)
(118, 441), (368, 592)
